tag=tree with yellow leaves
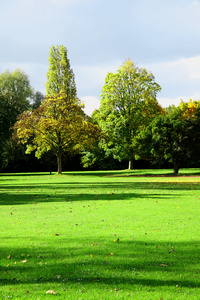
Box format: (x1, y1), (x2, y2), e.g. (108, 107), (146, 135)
(179, 99), (200, 119)
(13, 92), (101, 174)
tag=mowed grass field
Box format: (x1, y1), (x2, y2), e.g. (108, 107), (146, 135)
(0, 168), (200, 299)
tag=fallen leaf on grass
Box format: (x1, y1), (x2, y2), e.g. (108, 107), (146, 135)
(7, 255), (11, 259)
(21, 260), (27, 263)
(160, 264), (168, 267)
(114, 238), (120, 242)
(109, 253), (114, 256)
(55, 233), (59, 236)
(46, 290), (58, 294)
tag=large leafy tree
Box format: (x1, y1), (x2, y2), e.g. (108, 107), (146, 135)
(12, 44), (101, 174)
(13, 92), (101, 174)
(94, 60), (162, 169)
(0, 69), (33, 125)
(0, 69), (34, 170)
(134, 101), (200, 173)
(45, 45), (77, 98)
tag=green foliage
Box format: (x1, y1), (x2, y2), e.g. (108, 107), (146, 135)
(13, 92), (101, 174)
(94, 60), (162, 167)
(0, 69), (34, 170)
(32, 91), (44, 110)
(45, 45), (77, 98)
(81, 148), (122, 170)
(134, 104), (200, 173)
(0, 69), (33, 128)
(0, 69), (33, 114)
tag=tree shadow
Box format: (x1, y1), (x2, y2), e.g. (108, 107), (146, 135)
(0, 180), (187, 205)
(1, 178), (199, 205)
(1, 238), (200, 289)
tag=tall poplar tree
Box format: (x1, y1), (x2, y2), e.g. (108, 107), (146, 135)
(45, 45), (77, 98)
(13, 45), (101, 174)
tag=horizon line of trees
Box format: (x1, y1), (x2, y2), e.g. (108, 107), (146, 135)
(1, 45), (200, 174)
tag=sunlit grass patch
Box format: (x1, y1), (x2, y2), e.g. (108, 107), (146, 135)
(0, 169), (200, 299)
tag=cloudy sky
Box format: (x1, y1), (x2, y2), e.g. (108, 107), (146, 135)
(1, 0), (200, 115)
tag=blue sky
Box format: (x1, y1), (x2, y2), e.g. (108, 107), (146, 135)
(1, 0), (200, 115)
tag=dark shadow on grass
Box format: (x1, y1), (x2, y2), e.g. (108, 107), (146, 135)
(0, 239), (200, 289)
(0, 180), (187, 205)
(1, 168), (200, 178)
(0, 191), (177, 205)
(1, 179), (199, 205)
(0, 173), (52, 177)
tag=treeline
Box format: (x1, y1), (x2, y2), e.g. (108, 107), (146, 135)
(1, 45), (200, 174)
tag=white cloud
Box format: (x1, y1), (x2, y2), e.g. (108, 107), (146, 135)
(190, 71), (200, 79)
(193, 0), (200, 6)
(158, 97), (183, 108)
(81, 96), (100, 116)
(144, 55), (200, 101)
(180, 56), (200, 80)
(158, 92), (200, 108)
(74, 62), (120, 91)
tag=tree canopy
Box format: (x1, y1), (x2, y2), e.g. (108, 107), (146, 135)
(134, 100), (200, 173)
(0, 69), (33, 121)
(13, 92), (101, 174)
(0, 69), (34, 170)
(45, 45), (77, 98)
(93, 60), (163, 169)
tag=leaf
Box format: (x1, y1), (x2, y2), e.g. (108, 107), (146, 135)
(55, 233), (59, 236)
(160, 264), (168, 267)
(46, 290), (58, 294)
(21, 260), (27, 263)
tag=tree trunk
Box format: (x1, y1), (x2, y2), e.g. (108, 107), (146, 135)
(173, 163), (179, 174)
(128, 157), (134, 170)
(57, 151), (62, 174)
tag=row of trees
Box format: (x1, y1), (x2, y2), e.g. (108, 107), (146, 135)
(1, 45), (200, 174)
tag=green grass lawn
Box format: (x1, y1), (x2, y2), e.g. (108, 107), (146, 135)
(0, 168), (200, 299)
